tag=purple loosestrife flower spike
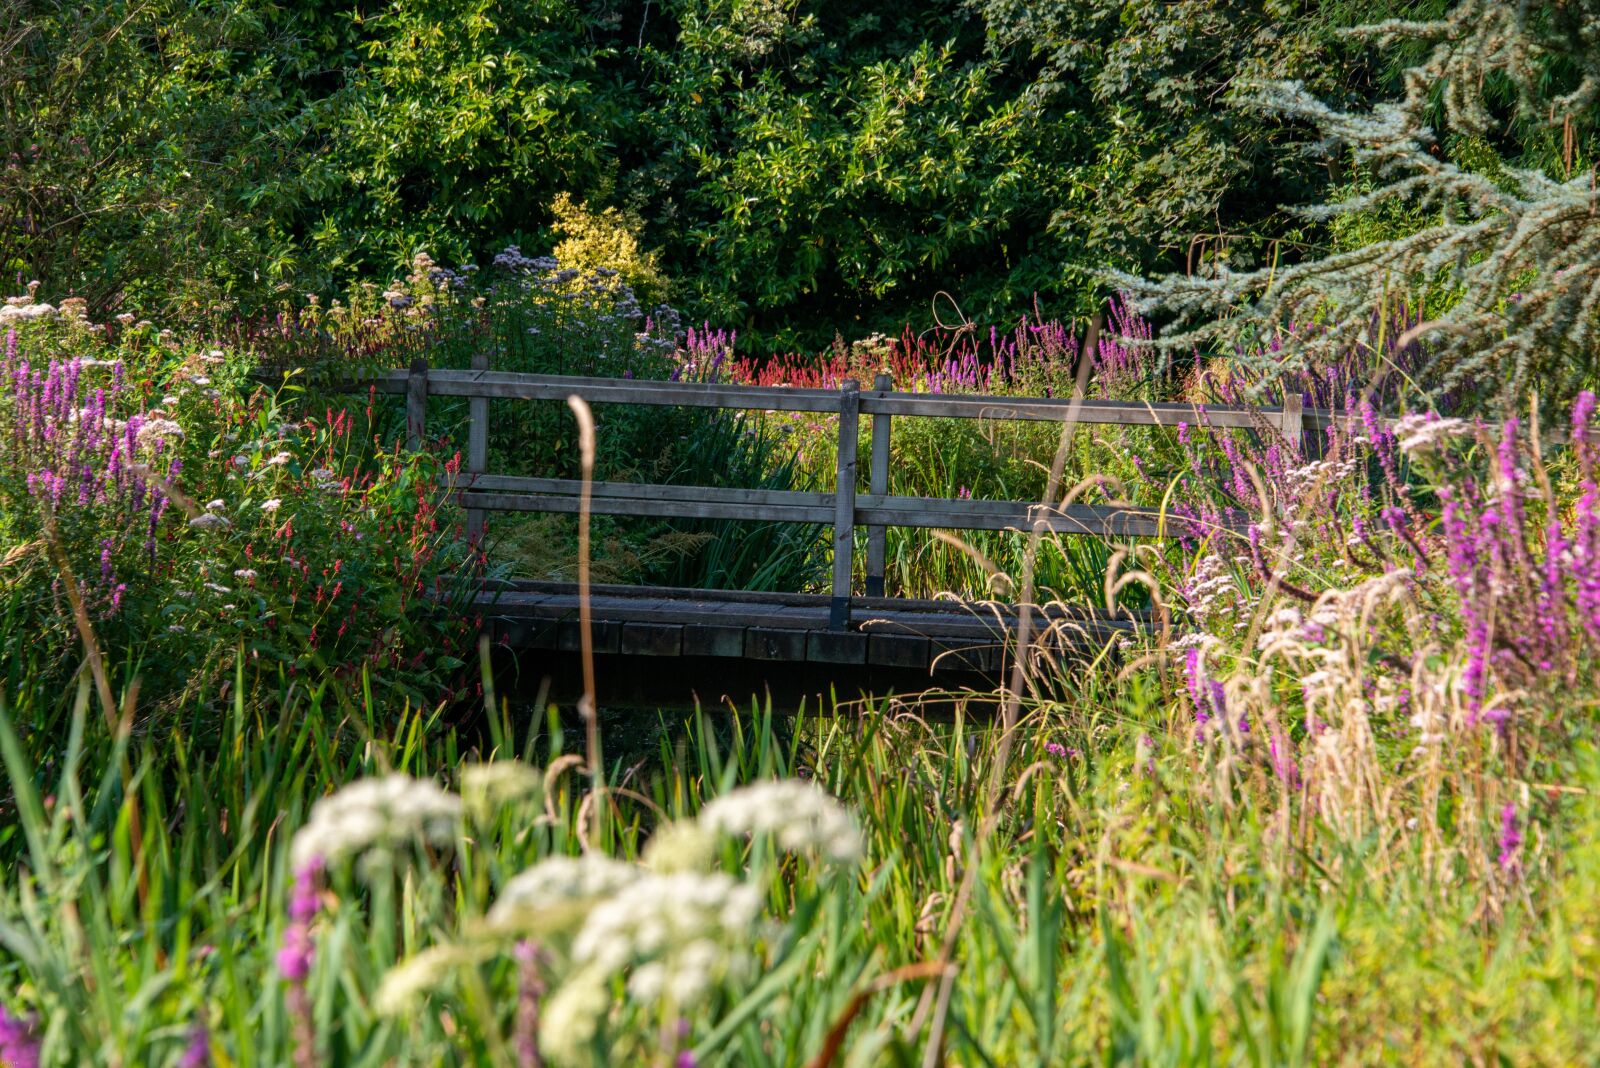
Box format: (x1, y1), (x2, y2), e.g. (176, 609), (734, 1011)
(1183, 647), (1210, 739)
(1269, 734), (1301, 790)
(1497, 418), (1526, 552)
(1498, 803), (1523, 872)
(514, 941), (546, 1068)
(0, 1006), (42, 1068)
(1573, 390), (1596, 475)
(1138, 734), (1156, 776)
(1577, 477), (1600, 644)
(179, 1022), (211, 1068)
(1538, 522), (1569, 673)
(281, 858), (323, 1068)
(1218, 434), (1253, 503)
(279, 860), (320, 980)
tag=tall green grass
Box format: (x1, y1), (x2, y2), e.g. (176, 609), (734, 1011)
(5, 646), (1598, 1065)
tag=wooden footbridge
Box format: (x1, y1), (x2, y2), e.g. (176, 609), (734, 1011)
(366, 360), (1339, 688)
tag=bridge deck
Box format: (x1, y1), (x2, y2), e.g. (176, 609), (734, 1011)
(480, 581), (1140, 674)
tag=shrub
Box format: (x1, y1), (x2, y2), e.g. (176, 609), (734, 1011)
(0, 303), (470, 719)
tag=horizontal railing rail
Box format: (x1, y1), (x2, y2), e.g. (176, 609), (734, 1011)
(363, 366), (1339, 430)
(365, 361), (1369, 629)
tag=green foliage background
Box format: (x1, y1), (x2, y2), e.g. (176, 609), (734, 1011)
(5, 0), (1471, 351)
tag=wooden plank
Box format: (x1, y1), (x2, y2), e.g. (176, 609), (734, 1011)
(856, 614), (1010, 642)
(460, 491), (834, 525)
(865, 372), (891, 597)
(807, 630), (868, 665)
(354, 368), (1377, 435)
(483, 584), (1146, 626)
(830, 380), (859, 630)
(855, 495), (1167, 537)
(620, 622), (684, 657)
(491, 618), (558, 649)
(485, 580), (1154, 626)
(867, 632), (930, 668)
(465, 475), (833, 511)
(496, 597), (820, 631)
(930, 640), (1003, 673)
(464, 488), (1187, 536)
(371, 369), (846, 413)
(558, 619), (620, 654)
(682, 623), (748, 658)
(466, 350), (489, 542)
(746, 628), (808, 661)
(505, 579), (827, 608)
(1279, 392), (1303, 441)
(859, 392), (1273, 429)
(405, 358), (428, 452)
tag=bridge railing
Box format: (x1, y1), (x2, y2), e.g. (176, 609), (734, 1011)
(372, 361), (1355, 629)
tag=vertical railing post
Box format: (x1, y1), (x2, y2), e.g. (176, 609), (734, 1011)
(1280, 392), (1305, 455)
(830, 378), (860, 631)
(466, 350), (489, 542)
(864, 372), (891, 597)
(405, 357), (429, 453)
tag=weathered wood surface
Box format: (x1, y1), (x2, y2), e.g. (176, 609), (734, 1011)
(865, 372), (892, 597)
(465, 350), (489, 541)
(456, 478), (1190, 537)
(459, 486), (833, 524)
(479, 581), (1138, 672)
(830, 379), (860, 629)
(369, 368), (848, 413)
(363, 367), (1347, 430)
(405, 359), (429, 452)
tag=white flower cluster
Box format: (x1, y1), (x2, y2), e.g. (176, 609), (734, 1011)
(135, 417), (185, 451)
(290, 773), (462, 870)
(492, 245), (559, 274)
(487, 853), (640, 923)
(1183, 551), (1243, 627)
(530, 870), (764, 1062)
(1394, 413), (1469, 456)
(187, 514), (232, 531)
(1281, 455), (1359, 499)
(573, 872), (763, 1004)
(0, 300), (55, 322)
(374, 776), (864, 1059)
(460, 760), (544, 817)
(698, 780), (863, 863)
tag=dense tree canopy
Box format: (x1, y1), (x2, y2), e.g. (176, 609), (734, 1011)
(4, 0), (1585, 355)
(1121, 0), (1600, 406)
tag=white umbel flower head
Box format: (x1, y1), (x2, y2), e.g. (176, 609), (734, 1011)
(540, 970), (611, 1066)
(291, 773), (462, 870)
(488, 853), (640, 924)
(187, 514), (232, 531)
(460, 760), (544, 816)
(698, 780), (863, 864)
(135, 417), (185, 450)
(569, 871), (763, 1007)
(374, 943), (494, 1016)
(1394, 413), (1468, 456)
(642, 819), (717, 873)
(0, 301), (56, 321)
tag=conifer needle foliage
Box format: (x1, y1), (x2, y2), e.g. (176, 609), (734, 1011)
(1118, 0), (1600, 408)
